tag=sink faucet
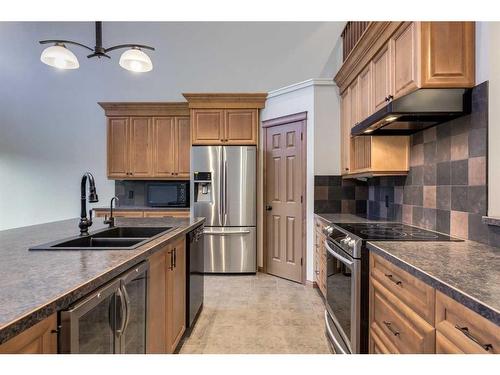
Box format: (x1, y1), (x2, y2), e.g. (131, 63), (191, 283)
(79, 172), (99, 236)
(104, 196), (119, 228)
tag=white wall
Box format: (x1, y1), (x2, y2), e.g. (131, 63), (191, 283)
(476, 22), (500, 218)
(0, 21), (344, 230)
(259, 79), (339, 281)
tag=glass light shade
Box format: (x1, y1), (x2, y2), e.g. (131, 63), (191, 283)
(119, 48), (153, 72)
(40, 45), (79, 69)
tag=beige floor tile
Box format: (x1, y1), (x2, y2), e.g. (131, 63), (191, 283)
(179, 273), (330, 354)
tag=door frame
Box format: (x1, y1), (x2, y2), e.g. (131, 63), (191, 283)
(262, 111), (307, 284)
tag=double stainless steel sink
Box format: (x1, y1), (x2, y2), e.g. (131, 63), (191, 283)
(30, 226), (175, 251)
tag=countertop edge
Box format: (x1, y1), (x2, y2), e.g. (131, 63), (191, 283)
(367, 242), (500, 326)
(0, 218), (204, 345)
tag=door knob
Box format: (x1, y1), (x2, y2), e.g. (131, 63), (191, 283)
(266, 205), (272, 211)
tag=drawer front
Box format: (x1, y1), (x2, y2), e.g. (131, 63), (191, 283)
(144, 210), (190, 218)
(370, 253), (435, 324)
(369, 323), (399, 354)
(370, 278), (435, 353)
(435, 291), (499, 354)
(436, 331), (465, 354)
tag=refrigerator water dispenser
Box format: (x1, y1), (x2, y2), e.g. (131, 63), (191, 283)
(193, 172), (212, 202)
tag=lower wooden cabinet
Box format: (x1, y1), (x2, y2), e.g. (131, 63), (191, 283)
(314, 216), (327, 297)
(435, 291), (499, 354)
(146, 236), (186, 354)
(167, 236), (186, 353)
(94, 209), (189, 219)
(369, 253), (499, 354)
(0, 314), (57, 354)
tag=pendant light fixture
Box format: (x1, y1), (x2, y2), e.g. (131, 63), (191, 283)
(39, 22), (155, 72)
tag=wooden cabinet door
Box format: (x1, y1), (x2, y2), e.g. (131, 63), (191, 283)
(340, 90), (351, 175)
(108, 117), (130, 178)
(372, 44), (391, 112)
(154, 117), (176, 177)
(167, 237), (186, 353)
(391, 22), (420, 99)
(147, 248), (168, 353)
(358, 65), (372, 120)
(176, 117), (191, 178)
(191, 109), (224, 145)
(349, 79), (360, 127)
(129, 117), (153, 177)
(0, 314), (57, 354)
(224, 109), (257, 144)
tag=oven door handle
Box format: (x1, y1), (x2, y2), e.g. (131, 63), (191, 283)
(324, 310), (348, 354)
(324, 240), (354, 267)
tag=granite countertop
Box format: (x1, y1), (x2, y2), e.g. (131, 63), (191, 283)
(368, 241), (500, 325)
(93, 206), (190, 211)
(0, 216), (204, 345)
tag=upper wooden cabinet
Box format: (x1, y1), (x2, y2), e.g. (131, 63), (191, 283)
(0, 313), (57, 354)
(100, 102), (190, 180)
(335, 21), (475, 178)
(183, 93), (267, 145)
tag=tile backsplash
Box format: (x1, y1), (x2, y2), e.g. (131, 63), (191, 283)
(315, 81), (500, 246)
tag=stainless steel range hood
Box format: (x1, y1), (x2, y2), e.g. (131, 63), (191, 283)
(351, 88), (471, 136)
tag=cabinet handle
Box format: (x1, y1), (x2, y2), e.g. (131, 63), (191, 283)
(455, 325), (493, 351)
(173, 247), (177, 268)
(384, 273), (403, 286)
(383, 321), (400, 337)
(388, 95), (394, 100)
(169, 250), (174, 270)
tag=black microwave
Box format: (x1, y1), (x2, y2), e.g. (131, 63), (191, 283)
(146, 182), (189, 207)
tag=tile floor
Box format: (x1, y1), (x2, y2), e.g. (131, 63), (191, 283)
(179, 272), (330, 354)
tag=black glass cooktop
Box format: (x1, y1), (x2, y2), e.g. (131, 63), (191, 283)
(334, 222), (462, 241)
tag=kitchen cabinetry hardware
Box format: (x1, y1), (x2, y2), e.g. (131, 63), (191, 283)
(383, 321), (401, 337)
(173, 247), (177, 268)
(454, 325), (493, 351)
(169, 250), (174, 271)
(384, 273), (402, 286)
(265, 205), (272, 211)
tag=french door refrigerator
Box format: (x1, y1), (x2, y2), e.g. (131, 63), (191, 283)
(59, 262), (148, 354)
(192, 146), (256, 273)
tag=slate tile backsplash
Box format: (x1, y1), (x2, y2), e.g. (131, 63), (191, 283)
(314, 81), (498, 246)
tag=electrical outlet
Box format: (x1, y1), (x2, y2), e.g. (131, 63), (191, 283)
(128, 190), (134, 199)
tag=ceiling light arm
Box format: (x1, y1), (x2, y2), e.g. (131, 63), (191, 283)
(104, 44), (155, 53)
(39, 39), (94, 52)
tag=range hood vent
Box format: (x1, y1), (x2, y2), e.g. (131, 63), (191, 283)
(351, 89), (471, 136)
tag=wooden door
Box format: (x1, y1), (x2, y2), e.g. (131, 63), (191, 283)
(340, 90), (351, 175)
(129, 117), (153, 177)
(391, 22), (420, 99)
(107, 117), (129, 178)
(176, 117), (191, 178)
(167, 237), (186, 353)
(358, 65), (372, 120)
(154, 117), (176, 177)
(147, 248), (167, 353)
(191, 109), (224, 144)
(265, 119), (305, 283)
(349, 78), (360, 127)
(372, 44), (391, 112)
(224, 109), (257, 144)
(0, 314), (57, 354)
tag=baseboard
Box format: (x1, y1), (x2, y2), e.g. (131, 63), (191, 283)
(257, 266), (264, 273)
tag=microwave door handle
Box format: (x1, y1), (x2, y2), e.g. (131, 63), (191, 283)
(324, 240), (354, 268)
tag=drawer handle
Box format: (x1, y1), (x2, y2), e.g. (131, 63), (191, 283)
(383, 321), (400, 337)
(455, 325), (493, 352)
(384, 273), (402, 286)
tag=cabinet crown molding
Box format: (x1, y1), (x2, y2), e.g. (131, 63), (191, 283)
(182, 93), (267, 109)
(98, 102), (189, 117)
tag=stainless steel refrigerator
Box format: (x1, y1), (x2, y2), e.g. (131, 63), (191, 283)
(191, 146), (256, 273)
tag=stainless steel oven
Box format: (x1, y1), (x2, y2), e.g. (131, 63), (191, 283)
(324, 237), (361, 354)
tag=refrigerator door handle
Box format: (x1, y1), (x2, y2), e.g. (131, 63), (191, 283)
(219, 147), (224, 224)
(203, 229), (251, 235)
(224, 159), (228, 225)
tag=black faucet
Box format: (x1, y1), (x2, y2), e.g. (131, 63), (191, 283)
(79, 172), (99, 236)
(103, 196), (119, 228)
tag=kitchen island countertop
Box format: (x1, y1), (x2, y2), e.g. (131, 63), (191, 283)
(0, 216), (204, 345)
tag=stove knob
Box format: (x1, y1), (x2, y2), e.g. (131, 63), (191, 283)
(323, 225), (334, 236)
(348, 239), (356, 248)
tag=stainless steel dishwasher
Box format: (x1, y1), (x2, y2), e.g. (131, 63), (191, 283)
(186, 225), (204, 329)
(59, 261), (148, 354)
